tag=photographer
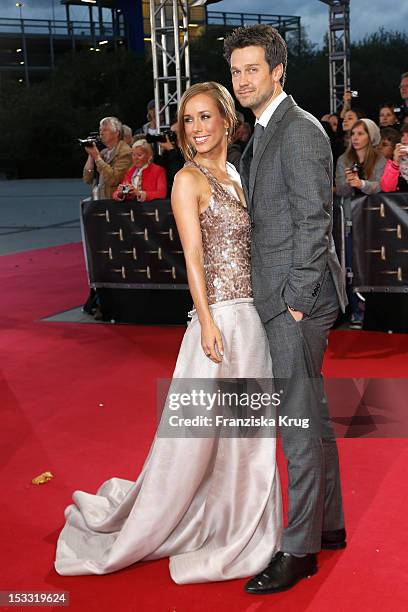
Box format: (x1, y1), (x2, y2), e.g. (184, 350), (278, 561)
(83, 117), (132, 200)
(381, 124), (408, 192)
(112, 139), (166, 202)
(335, 118), (386, 329)
(155, 121), (184, 196)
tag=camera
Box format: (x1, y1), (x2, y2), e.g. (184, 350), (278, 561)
(78, 132), (104, 151)
(351, 91), (359, 98)
(392, 106), (408, 122)
(145, 129), (178, 146)
(121, 185), (132, 195)
(349, 162), (363, 177)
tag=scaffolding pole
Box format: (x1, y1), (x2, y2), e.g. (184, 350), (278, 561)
(320, 0), (351, 113)
(149, 0), (191, 130)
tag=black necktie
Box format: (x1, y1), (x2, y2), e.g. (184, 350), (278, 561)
(252, 123), (264, 156)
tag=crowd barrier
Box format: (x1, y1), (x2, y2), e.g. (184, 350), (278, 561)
(80, 198), (190, 324)
(81, 194), (408, 327)
(351, 192), (408, 292)
(81, 198), (187, 289)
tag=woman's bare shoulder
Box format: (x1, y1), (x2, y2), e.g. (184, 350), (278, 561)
(173, 166), (208, 202)
(174, 164), (204, 187)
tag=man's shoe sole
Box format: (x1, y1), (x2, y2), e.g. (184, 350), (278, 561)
(245, 566), (318, 595)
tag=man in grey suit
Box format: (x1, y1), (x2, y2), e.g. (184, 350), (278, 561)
(224, 25), (348, 594)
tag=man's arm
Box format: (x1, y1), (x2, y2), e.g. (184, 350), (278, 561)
(83, 154), (95, 185)
(95, 148), (132, 189)
(281, 118), (333, 316)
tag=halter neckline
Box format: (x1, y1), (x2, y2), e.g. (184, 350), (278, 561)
(190, 160), (243, 206)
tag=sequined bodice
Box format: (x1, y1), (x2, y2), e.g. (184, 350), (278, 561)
(187, 161), (252, 305)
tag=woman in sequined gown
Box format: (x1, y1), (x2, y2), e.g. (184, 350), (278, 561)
(54, 83), (282, 583)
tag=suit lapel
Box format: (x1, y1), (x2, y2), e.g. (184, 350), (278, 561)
(248, 96), (297, 205)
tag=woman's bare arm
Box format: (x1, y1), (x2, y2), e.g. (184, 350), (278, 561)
(171, 168), (224, 363)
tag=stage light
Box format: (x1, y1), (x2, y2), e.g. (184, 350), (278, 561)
(16, 2), (24, 19)
(18, 78), (23, 82)
(16, 48), (22, 53)
(188, 24), (199, 28)
(20, 61), (24, 65)
(81, 0), (97, 4)
(99, 40), (109, 45)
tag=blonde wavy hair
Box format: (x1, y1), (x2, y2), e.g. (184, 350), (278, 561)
(177, 82), (238, 161)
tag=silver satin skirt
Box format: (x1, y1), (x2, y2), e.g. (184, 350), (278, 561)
(54, 298), (282, 583)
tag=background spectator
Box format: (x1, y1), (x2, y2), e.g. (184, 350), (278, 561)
(235, 121), (252, 145)
(112, 139), (166, 202)
(342, 107), (366, 133)
(322, 112), (340, 133)
(83, 116), (132, 200)
(335, 118), (386, 329)
(337, 107), (367, 155)
(227, 113), (252, 171)
(328, 113), (339, 133)
(381, 123), (408, 192)
(336, 118), (386, 197)
(122, 125), (134, 146)
(377, 127), (401, 160)
(399, 72), (408, 110)
(156, 121), (184, 196)
(136, 99), (159, 137)
(378, 104), (400, 129)
(321, 112), (343, 172)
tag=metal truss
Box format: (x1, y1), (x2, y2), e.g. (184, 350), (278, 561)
(320, 0), (351, 113)
(149, 0), (191, 130)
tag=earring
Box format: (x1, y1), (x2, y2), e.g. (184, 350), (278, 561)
(225, 129), (229, 136)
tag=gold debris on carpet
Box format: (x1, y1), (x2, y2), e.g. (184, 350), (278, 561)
(32, 471), (54, 485)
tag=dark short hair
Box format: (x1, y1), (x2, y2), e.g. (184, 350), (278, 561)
(345, 107), (366, 120)
(224, 24), (288, 86)
(380, 127), (401, 146)
(379, 103), (398, 117)
(401, 123), (408, 135)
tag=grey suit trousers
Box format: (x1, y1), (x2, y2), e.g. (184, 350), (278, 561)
(264, 269), (345, 554)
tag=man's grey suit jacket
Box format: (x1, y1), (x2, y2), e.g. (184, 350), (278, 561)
(240, 95), (347, 323)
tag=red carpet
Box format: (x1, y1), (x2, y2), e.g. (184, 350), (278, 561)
(1, 243), (407, 611)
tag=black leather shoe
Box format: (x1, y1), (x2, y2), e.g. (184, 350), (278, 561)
(321, 528), (347, 550)
(244, 552), (317, 594)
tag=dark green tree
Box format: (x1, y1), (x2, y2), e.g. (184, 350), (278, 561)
(0, 49), (153, 178)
